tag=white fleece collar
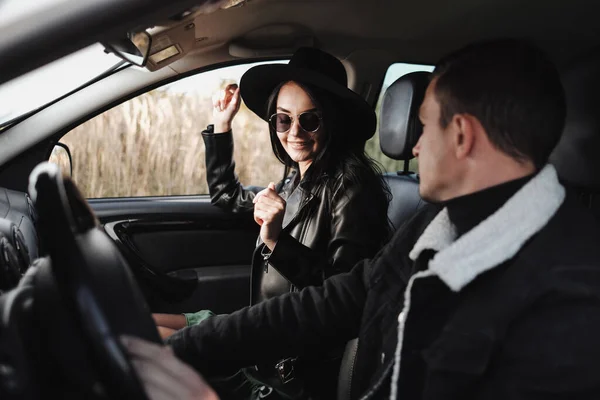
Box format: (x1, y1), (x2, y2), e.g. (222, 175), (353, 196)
(409, 164), (566, 292)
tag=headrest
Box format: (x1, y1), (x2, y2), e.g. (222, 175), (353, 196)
(550, 53), (600, 191)
(379, 71), (431, 160)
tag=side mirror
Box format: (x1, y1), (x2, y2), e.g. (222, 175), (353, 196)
(49, 143), (73, 177)
(103, 31), (152, 67)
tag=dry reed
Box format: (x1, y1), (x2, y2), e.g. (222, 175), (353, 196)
(53, 88), (282, 198)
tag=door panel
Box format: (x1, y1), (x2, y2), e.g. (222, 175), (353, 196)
(91, 196), (259, 315)
(129, 226), (256, 273)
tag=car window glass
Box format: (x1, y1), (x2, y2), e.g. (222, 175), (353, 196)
(365, 62), (434, 173)
(53, 61), (286, 198)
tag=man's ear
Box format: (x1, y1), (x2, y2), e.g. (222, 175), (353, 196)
(452, 114), (476, 160)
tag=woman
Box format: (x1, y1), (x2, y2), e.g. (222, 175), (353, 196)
(155, 47), (391, 399)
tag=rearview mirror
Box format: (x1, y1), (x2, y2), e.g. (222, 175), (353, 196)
(103, 31), (152, 67)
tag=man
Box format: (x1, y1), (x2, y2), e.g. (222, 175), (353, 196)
(127, 39), (600, 399)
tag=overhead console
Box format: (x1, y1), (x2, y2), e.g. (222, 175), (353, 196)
(102, 0), (317, 72)
(103, 0), (256, 71)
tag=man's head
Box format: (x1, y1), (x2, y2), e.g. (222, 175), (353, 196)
(413, 39), (566, 202)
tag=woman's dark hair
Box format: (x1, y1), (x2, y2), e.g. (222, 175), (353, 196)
(265, 80), (392, 239)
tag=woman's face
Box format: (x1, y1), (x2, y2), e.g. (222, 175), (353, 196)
(274, 81), (324, 174)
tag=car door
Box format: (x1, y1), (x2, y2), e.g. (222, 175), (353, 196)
(52, 61), (285, 315)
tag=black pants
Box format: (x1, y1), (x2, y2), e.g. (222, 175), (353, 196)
(209, 367), (310, 400)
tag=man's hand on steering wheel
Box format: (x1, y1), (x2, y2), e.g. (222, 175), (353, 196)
(121, 335), (220, 400)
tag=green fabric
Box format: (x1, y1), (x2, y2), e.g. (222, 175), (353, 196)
(183, 309), (215, 327)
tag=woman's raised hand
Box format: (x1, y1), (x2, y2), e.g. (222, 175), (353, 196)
(253, 182), (286, 251)
(212, 83), (241, 133)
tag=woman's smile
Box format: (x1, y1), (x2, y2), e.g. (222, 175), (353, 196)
(288, 140), (314, 150)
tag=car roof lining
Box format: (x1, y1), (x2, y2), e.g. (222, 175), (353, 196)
(176, 0), (600, 67)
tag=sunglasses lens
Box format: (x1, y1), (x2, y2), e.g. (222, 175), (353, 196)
(299, 112), (321, 132)
(271, 113), (292, 132)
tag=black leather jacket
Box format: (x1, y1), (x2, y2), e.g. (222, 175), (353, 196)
(202, 128), (390, 305)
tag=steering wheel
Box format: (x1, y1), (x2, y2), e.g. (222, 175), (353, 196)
(28, 162), (161, 399)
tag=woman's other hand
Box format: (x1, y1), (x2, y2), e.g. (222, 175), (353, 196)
(121, 335), (220, 400)
(253, 182), (286, 250)
(152, 313), (186, 330)
(212, 83), (241, 133)
(157, 326), (177, 340)
(152, 313), (186, 340)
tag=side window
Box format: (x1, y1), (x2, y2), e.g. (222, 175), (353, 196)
(365, 63), (434, 174)
(54, 61), (285, 198)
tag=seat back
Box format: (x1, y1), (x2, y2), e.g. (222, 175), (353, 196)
(385, 173), (424, 230)
(337, 71), (430, 400)
(379, 71), (430, 230)
(550, 51), (600, 215)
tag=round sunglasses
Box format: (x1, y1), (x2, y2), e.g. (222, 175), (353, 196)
(269, 111), (322, 133)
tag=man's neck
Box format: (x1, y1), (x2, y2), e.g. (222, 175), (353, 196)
(436, 144), (538, 201)
(445, 174), (534, 238)
(298, 161), (313, 179)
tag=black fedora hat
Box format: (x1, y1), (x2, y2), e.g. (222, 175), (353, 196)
(240, 47), (377, 141)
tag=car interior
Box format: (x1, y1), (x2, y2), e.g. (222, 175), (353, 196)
(1, 0), (600, 399)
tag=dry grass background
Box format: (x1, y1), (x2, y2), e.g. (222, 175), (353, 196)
(53, 87), (283, 198)
(51, 84), (413, 198)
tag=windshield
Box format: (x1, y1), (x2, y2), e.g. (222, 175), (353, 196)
(0, 0), (69, 25)
(0, 43), (122, 126)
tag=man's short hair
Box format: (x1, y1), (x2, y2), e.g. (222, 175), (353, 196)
(433, 39), (566, 169)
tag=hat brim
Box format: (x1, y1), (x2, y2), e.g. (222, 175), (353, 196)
(240, 64), (376, 141)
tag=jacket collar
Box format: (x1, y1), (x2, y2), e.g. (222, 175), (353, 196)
(280, 169), (336, 230)
(409, 164), (566, 292)
(280, 170), (317, 230)
(282, 184), (315, 229)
